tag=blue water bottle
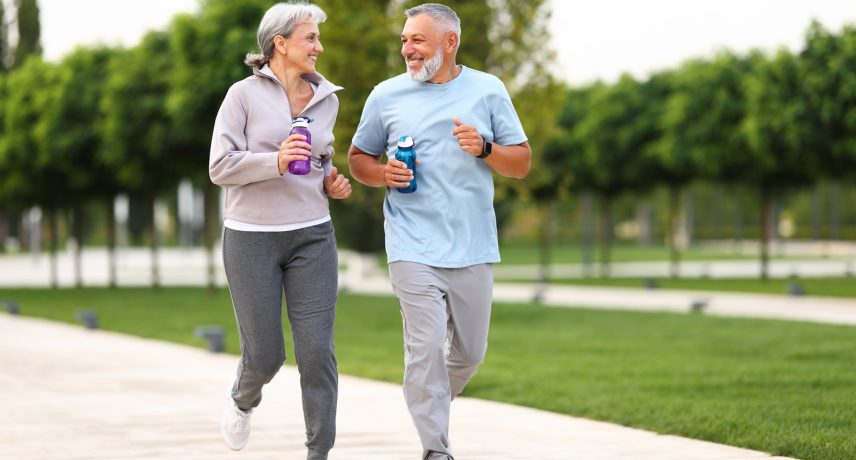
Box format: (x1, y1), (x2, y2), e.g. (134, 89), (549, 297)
(395, 135), (417, 193)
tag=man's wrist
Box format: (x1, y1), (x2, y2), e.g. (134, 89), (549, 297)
(477, 136), (492, 159)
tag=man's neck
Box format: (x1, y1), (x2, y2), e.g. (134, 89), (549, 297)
(427, 62), (461, 84)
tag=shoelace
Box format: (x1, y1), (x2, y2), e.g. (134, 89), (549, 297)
(229, 408), (250, 433)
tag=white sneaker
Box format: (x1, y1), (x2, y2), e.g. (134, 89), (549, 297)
(221, 396), (252, 450)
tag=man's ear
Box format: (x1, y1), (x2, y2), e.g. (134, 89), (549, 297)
(445, 31), (459, 53)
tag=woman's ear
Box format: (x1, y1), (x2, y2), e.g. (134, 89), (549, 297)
(274, 35), (288, 55)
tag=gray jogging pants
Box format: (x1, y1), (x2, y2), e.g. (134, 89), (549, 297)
(223, 222), (338, 460)
(388, 261), (493, 460)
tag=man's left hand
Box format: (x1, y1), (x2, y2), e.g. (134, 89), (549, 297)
(452, 116), (484, 157)
(324, 167), (352, 199)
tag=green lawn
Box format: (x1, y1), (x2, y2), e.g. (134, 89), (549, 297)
(2, 287), (855, 460)
(524, 276), (856, 298)
(496, 242), (848, 265)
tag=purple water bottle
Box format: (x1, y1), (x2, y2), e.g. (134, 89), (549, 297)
(288, 117), (312, 175)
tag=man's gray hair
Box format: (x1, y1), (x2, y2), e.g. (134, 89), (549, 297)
(245, 2), (327, 69)
(405, 3), (461, 46)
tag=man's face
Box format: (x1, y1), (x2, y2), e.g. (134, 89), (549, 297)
(401, 14), (445, 82)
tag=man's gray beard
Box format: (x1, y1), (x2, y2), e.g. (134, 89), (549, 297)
(406, 50), (444, 82)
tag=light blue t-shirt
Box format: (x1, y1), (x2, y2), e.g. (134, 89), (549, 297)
(352, 66), (527, 268)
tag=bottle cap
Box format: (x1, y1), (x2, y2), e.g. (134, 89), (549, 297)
(398, 135), (414, 148)
(292, 117), (310, 129)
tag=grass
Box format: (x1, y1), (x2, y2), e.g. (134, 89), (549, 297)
(520, 276), (856, 298)
(2, 287), (855, 460)
(496, 242), (850, 265)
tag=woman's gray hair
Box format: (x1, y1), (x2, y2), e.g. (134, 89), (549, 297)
(244, 2), (327, 69)
(405, 3), (461, 48)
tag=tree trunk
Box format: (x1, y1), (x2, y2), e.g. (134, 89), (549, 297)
(580, 192), (595, 277)
(204, 182), (218, 294)
(668, 185), (681, 279)
(0, 211), (7, 253)
(635, 200), (652, 246)
(829, 181), (840, 240)
(733, 192), (743, 247)
(106, 197), (117, 288)
(810, 185), (820, 241)
(759, 188), (772, 281)
(597, 195), (612, 278)
(72, 206), (84, 288)
(538, 200), (555, 283)
(713, 184), (725, 240)
(681, 187), (694, 248)
(48, 208), (59, 289)
(149, 195), (160, 291)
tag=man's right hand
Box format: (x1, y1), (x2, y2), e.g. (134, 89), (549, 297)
(384, 158), (414, 188)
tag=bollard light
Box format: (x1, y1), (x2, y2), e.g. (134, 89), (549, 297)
(787, 282), (805, 297)
(75, 309), (99, 330)
(4, 300), (19, 315)
(194, 325), (226, 353)
(690, 299), (708, 314)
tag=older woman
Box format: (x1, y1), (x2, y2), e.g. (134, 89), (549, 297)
(209, 2), (349, 458)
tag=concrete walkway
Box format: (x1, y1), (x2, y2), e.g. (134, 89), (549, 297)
(0, 314), (796, 460)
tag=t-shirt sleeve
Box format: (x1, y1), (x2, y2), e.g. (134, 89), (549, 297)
(351, 88), (387, 157)
(490, 82), (528, 146)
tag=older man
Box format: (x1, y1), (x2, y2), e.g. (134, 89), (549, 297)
(348, 3), (530, 459)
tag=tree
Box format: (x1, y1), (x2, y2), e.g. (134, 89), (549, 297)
(800, 22), (856, 245)
(101, 33), (189, 290)
(316, 0), (398, 253)
(571, 75), (659, 276)
(3, 56), (61, 286)
(40, 46), (118, 287)
(651, 66), (704, 278)
(743, 49), (815, 279)
(12, 0), (40, 69)
(168, 0), (271, 290)
(547, 84), (597, 274)
(512, 79), (567, 283)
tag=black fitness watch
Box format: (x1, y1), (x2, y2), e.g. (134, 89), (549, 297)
(477, 136), (492, 159)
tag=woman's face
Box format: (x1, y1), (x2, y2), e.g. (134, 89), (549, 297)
(281, 21), (323, 73)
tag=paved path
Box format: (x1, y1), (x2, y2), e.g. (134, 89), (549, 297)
(0, 314), (796, 460)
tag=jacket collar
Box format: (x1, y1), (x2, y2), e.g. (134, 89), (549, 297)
(253, 64), (343, 108)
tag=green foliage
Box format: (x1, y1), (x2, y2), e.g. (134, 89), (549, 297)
(100, 33), (187, 196)
(316, 0), (397, 252)
(39, 47), (119, 203)
(743, 49), (815, 189)
(167, 0), (270, 184)
(800, 21), (856, 179)
(660, 53), (752, 181)
(12, 0), (41, 69)
(572, 75), (658, 197)
(1, 56), (57, 209)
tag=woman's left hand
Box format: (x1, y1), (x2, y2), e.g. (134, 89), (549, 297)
(324, 167), (352, 199)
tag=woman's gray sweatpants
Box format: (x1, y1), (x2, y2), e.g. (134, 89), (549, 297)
(388, 261), (493, 460)
(223, 222), (338, 460)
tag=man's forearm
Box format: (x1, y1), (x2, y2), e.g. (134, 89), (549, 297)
(483, 142), (532, 179)
(347, 146), (387, 187)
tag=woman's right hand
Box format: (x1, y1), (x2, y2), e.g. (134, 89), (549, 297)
(277, 134), (312, 175)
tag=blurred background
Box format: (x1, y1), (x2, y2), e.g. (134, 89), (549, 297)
(1, 0), (856, 289)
